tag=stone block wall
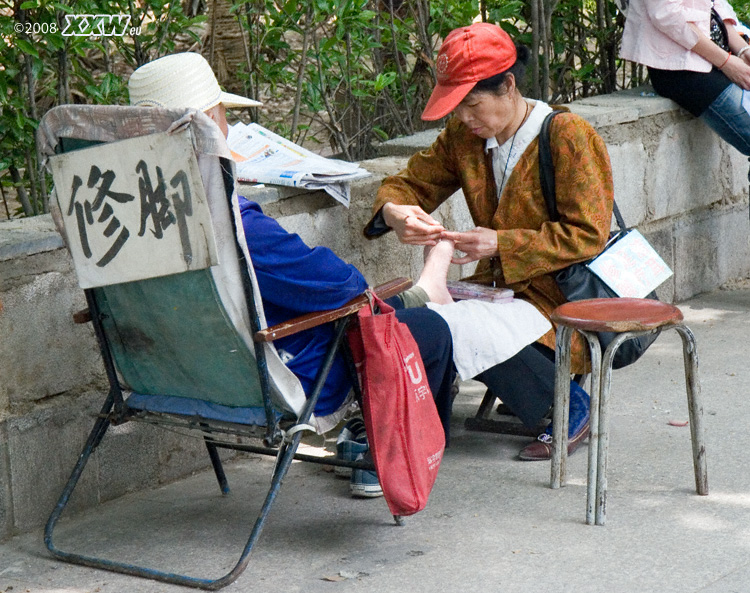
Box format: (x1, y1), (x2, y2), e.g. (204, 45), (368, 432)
(0, 221), (219, 538)
(1, 88), (748, 540)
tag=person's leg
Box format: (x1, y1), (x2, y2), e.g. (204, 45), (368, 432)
(390, 286), (429, 309)
(475, 343), (590, 460)
(475, 343), (557, 428)
(414, 240), (454, 304)
(390, 239), (456, 309)
(395, 307), (456, 444)
(342, 242), (455, 496)
(699, 83), (750, 156)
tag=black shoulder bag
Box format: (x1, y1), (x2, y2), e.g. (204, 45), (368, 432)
(710, 1), (730, 52)
(539, 111), (660, 369)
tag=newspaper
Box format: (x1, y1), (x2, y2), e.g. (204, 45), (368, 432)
(227, 122), (371, 207)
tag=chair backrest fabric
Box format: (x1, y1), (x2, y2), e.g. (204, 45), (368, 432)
(39, 105), (306, 415)
(95, 270), (265, 407)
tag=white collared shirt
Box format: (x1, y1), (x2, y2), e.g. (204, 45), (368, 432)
(620, 0), (738, 73)
(485, 100), (553, 200)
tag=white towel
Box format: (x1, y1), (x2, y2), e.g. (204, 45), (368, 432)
(426, 299), (552, 380)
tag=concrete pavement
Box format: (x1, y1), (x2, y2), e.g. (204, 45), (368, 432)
(2, 286), (750, 593)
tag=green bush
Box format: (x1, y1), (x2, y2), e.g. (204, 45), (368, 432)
(0, 0), (684, 217)
(1, 0), (204, 217)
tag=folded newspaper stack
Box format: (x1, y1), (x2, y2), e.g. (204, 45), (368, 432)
(227, 122), (371, 207)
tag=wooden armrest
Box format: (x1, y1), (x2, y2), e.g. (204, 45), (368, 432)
(254, 277), (412, 343)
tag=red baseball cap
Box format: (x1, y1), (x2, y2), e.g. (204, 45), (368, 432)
(421, 23), (517, 121)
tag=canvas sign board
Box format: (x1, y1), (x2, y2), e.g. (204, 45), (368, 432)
(49, 130), (218, 289)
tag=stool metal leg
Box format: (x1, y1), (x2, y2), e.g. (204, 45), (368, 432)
(595, 331), (634, 526)
(673, 324), (708, 496)
(551, 325), (574, 489)
(552, 327), (603, 525)
(550, 305), (707, 526)
(581, 330), (602, 525)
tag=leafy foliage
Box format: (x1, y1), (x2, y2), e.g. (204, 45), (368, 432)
(236, 0), (636, 158)
(236, 0), (440, 159)
(2, 0), (716, 217)
(1, 0), (204, 216)
(733, 1), (750, 22)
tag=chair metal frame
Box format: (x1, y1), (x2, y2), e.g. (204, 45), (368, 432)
(45, 281), (406, 590)
(40, 104), (409, 589)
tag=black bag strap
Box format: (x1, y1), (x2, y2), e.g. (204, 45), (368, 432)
(538, 111), (560, 221)
(539, 110), (626, 231)
(710, 1), (730, 51)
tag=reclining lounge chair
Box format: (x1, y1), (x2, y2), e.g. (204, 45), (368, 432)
(38, 104), (407, 590)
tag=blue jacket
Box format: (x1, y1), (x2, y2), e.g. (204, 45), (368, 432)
(238, 197), (368, 416)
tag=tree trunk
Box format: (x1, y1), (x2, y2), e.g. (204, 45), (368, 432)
(1, 183), (13, 219)
(598, 0), (617, 94)
(204, 0), (250, 96)
(531, 0), (540, 99)
(9, 166), (34, 217)
(540, 0), (550, 102)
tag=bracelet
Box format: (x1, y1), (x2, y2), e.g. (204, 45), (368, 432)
(738, 46), (750, 59)
(719, 52), (731, 69)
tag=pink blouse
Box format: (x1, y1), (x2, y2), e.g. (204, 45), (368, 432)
(620, 0), (738, 72)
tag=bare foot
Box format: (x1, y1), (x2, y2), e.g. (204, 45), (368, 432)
(415, 239), (454, 304)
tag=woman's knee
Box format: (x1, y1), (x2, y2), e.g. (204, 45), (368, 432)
(701, 84), (750, 155)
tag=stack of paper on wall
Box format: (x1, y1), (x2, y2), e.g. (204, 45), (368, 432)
(227, 123), (371, 207)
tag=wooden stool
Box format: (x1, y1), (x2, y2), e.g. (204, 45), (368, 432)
(550, 298), (708, 525)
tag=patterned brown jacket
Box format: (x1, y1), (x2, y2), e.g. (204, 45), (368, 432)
(369, 109), (615, 374)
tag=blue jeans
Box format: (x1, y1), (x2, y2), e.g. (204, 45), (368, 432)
(700, 83), (750, 156)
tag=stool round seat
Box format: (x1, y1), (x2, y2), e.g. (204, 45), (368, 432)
(551, 298), (683, 334)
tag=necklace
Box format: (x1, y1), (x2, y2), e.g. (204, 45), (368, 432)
(499, 100), (531, 190)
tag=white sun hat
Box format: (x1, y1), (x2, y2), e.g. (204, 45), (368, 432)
(128, 52), (261, 111)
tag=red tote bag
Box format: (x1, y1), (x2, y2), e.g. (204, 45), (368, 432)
(346, 293), (445, 517)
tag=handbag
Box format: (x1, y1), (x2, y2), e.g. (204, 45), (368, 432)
(539, 111), (661, 369)
(346, 293), (445, 517)
(710, 3), (730, 52)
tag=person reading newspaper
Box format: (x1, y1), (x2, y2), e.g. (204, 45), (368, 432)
(127, 52), (457, 498)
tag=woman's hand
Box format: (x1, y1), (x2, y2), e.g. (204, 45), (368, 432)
(726, 23), (750, 67)
(381, 202), (444, 245)
(690, 23), (750, 90)
(721, 55), (750, 90)
(440, 227), (498, 264)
